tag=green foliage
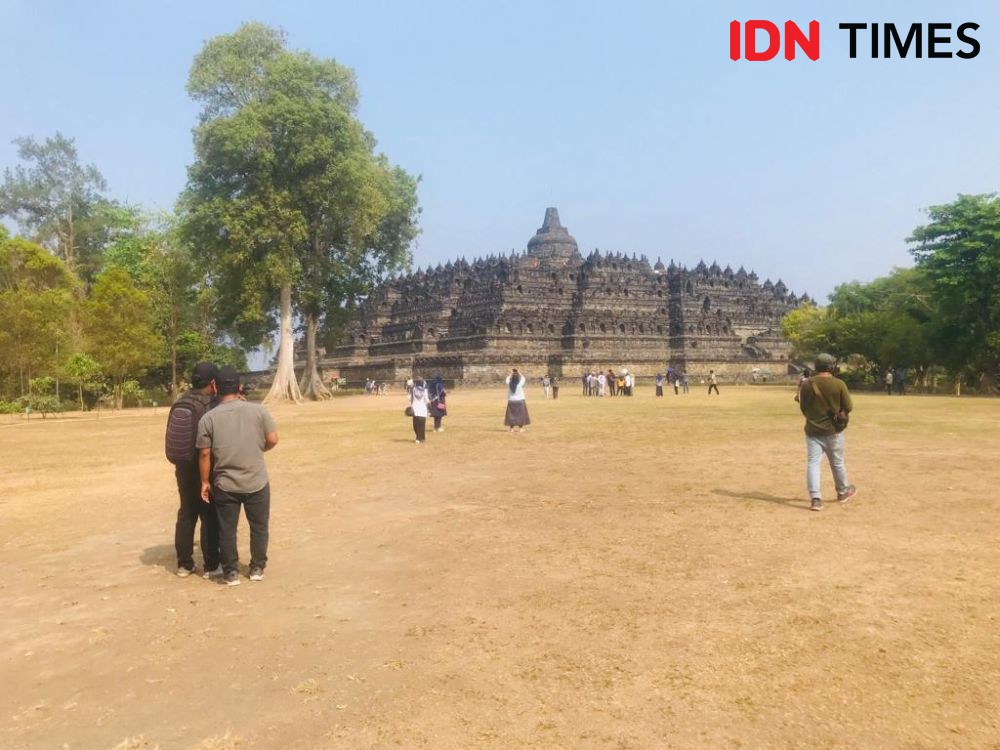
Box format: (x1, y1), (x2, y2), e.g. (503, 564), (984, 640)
(908, 193), (1000, 381)
(16, 392), (65, 417)
(62, 352), (105, 409)
(0, 133), (111, 278)
(181, 22), (419, 353)
(0, 236), (78, 396)
(781, 304), (833, 363)
(83, 267), (163, 391)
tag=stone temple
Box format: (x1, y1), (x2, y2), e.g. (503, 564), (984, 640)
(322, 208), (809, 384)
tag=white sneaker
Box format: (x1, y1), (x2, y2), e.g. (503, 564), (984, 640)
(224, 571), (241, 586)
(249, 567), (265, 582)
(176, 566), (194, 578)
(203, 565), (223, 579)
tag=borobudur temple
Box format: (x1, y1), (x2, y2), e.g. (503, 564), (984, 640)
(320, 208), (810, 384)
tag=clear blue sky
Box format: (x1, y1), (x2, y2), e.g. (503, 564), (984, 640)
(3, 0), (998, 305)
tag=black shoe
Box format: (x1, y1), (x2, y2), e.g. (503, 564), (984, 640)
(249, 567), (265, 582)
(810, 498), (823, 512)
(224, 570), (241, 586)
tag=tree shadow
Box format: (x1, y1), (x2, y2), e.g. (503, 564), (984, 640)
(140, 544), (177, 571)
(712, 489), (810, 511)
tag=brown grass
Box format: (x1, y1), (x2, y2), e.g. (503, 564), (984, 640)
(1, 386), (998, 749)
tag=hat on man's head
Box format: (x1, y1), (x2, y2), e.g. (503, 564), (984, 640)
(217, 366), (241, 396)
(191, 362), (219, 388)
(815, 353), (837, 368)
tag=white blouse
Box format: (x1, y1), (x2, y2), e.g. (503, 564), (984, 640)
(505, 375), (526, 402)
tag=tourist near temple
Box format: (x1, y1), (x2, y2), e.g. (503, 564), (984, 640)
(318, 208), (811, 385)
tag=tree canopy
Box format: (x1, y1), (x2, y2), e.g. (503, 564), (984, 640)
(180, 22), (419, 402)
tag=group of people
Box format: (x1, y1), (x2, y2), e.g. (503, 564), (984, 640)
(654, 368), (692, 396)
(884, 368), (907, 395)
(168, 363), (278, 586)
(581, 369), (637, 397)
(168, 351), (859, 586)
(407, 375), (448, 443)
(365, 379), (389, 395)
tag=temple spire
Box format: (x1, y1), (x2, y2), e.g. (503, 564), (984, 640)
(526, 206), (580, 263)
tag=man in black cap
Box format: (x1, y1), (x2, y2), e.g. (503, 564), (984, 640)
(196, 366), (278, 586)
(165, 362), (221, 577)
(798, 353), (857, 511)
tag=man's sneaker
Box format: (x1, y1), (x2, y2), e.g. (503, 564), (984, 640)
(837, 485), (858, 503)
(176, 566), (194, 578)
(203, 565), (223, 579)
(224, 571), (241, 586)
(810, 498), (823, 512)
(249, 567), (265, 582)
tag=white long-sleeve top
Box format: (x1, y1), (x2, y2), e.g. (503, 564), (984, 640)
(410, 387), (430, 417)
(505, 374), (526, 402)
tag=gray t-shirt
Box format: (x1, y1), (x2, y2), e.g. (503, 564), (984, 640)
(196, 399), (277, 493)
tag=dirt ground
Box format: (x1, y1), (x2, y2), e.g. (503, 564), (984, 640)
(1, 386), (998, 750)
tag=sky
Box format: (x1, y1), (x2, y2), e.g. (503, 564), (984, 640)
(2, 0), (999, 308)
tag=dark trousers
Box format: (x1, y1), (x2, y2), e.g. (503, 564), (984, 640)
(552, 386), (559, 399)
(214, 483), (270, 574)
(175, 463), (219, 571)
(656, 385), (663, 397)
(708, 384), (720, 395)
(413, 416), (427, 441)
(433, 415), (443, 430)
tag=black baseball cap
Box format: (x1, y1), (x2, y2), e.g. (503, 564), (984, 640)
(191, 362), (219, 388)
(217, 366), (241, 396)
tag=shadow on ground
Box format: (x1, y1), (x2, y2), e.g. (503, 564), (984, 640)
(712, 489), (809, 511)
(140, 544), (176, 571)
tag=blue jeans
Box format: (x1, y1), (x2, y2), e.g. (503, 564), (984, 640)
(806, 433), (849, 499)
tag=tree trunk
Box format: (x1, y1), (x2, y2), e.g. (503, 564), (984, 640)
(264, 283), (303, 404)
(170, 342), (178, 402)
(78, 383), (84, 412)
(981, 371), (1000, 396)
(299, 313), (331, 400)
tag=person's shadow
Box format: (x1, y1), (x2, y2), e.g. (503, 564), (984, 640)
(140, 544), (177, 571)
(712, 489), (810, 511)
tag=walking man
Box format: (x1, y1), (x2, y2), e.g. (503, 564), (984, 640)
(884, 369), (894, 395)
(799, 353), (857, 512)
(166, 362), (221, 578)
(708, 370), (720, 395)
(197, 367), (279, 586)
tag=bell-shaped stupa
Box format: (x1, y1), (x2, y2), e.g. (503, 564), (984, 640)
(526, 207), (579, 262)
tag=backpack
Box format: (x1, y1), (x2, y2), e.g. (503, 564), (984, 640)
(165, 394), (210, 464)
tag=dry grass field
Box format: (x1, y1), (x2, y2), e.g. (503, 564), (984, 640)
(1, 386), (999, 750)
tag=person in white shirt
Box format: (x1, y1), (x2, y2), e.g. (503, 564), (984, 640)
(597, 372), (607, 397)
(410, 378), (430, 443)
(708, 370), (720, 395)
(542, 375), (551, 398)
(504, 368), (531, 432)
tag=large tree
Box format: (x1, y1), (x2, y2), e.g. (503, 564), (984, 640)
(180, 22), (419, 402)
(0, 236), (77, 396)
(83, 267), (163, 408)
(908, 194), (1000, 393)
(0, 133), (133, 282)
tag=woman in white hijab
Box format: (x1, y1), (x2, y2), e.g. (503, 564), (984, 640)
(410, 378), (430, 443)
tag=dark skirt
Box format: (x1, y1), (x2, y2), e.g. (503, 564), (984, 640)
(504, 400), (531, 427)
